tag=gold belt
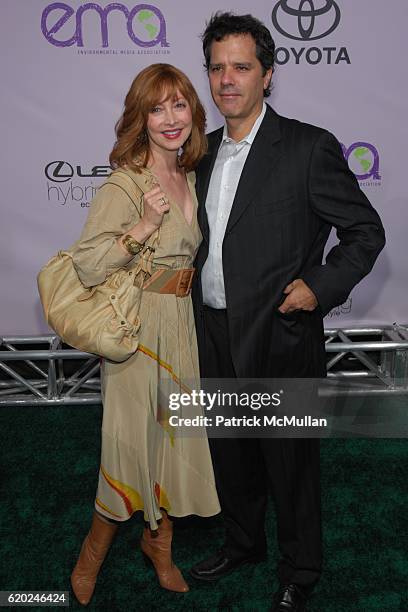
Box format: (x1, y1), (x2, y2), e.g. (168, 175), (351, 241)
(142, 268), (195, 297)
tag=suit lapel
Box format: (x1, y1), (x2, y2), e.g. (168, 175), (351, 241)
(226, 105), (282, 234)
(197, 128), (223, 243)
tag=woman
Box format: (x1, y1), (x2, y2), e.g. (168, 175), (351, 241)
(70, 64), (220, 604)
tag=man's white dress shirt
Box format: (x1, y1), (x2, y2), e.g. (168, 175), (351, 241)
(201, 103), (267, 308)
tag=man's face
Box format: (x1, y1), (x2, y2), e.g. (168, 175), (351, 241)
(208, 34), (272, 121)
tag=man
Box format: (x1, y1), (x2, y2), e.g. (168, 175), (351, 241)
(190, 12), (385, 612)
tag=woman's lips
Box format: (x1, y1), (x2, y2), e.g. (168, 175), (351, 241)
(162, 129), (183, 139)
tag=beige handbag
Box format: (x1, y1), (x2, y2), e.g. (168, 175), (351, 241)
(37, 171), (157, 362)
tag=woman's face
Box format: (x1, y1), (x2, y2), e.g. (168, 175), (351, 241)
(146, 89), (193, 154)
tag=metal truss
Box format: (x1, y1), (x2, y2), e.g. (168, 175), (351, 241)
(1, 325), (408, 405)
(323, 324), (408, 396)
(0, 335), (101, 406)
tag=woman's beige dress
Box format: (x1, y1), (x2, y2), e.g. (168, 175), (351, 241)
(72, 167), (220, 529)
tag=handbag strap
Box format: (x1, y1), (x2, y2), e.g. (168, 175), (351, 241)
(106, 168), (159, 224)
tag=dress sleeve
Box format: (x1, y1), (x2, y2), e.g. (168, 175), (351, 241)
(71, 176), (143, 287)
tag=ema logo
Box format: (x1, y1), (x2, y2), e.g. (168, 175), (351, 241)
(341, 142), (381, 186)
(271, 0), (350, 65)
(41, 3), (169, 48)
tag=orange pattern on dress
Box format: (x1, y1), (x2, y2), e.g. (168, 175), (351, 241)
(95, 497), (123, 519)
(157, 403), (176, 447)
(137, 343), (191, 393)
(100, 465), (144, 516)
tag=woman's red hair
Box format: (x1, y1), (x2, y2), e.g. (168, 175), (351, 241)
(110, 63), (207, 172)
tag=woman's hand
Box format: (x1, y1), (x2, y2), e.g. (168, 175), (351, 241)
(140, 186), (170, 233)
(118, 185), (170, 253)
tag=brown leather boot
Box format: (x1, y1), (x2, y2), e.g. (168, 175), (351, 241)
(71, 512), (118, 605)
(141, 512), (189, 592)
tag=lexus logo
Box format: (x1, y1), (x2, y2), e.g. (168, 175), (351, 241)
(271, 0), (341, 41)
(45, 161), (74, 182)
(45, 161), (111, 182)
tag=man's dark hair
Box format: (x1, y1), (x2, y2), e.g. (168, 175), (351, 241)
(201, 12), (275, 97)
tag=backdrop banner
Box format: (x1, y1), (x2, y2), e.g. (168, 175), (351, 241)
(1, 1), (406, 334)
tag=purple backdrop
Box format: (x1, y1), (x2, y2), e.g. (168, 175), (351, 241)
(1, 1), (406, 333)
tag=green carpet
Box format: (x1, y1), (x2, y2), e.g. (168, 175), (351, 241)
(0, 404), (406, 611)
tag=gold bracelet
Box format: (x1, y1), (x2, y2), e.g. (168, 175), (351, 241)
(122, 234), (145, 255)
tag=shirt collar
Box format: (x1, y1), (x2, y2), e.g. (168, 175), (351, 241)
(222, 102), (267, 146)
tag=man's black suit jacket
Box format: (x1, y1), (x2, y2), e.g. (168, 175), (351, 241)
(192, 104), (385, 378)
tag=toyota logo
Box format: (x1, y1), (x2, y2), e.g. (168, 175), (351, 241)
(271, 0), (341, 41)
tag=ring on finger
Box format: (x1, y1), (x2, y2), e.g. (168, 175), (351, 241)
(160, 197), (167, 206)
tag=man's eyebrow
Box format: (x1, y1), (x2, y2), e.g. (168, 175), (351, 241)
(209, 61), (253, 67)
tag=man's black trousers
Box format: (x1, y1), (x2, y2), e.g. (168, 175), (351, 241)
(199, 306), (322, 590)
